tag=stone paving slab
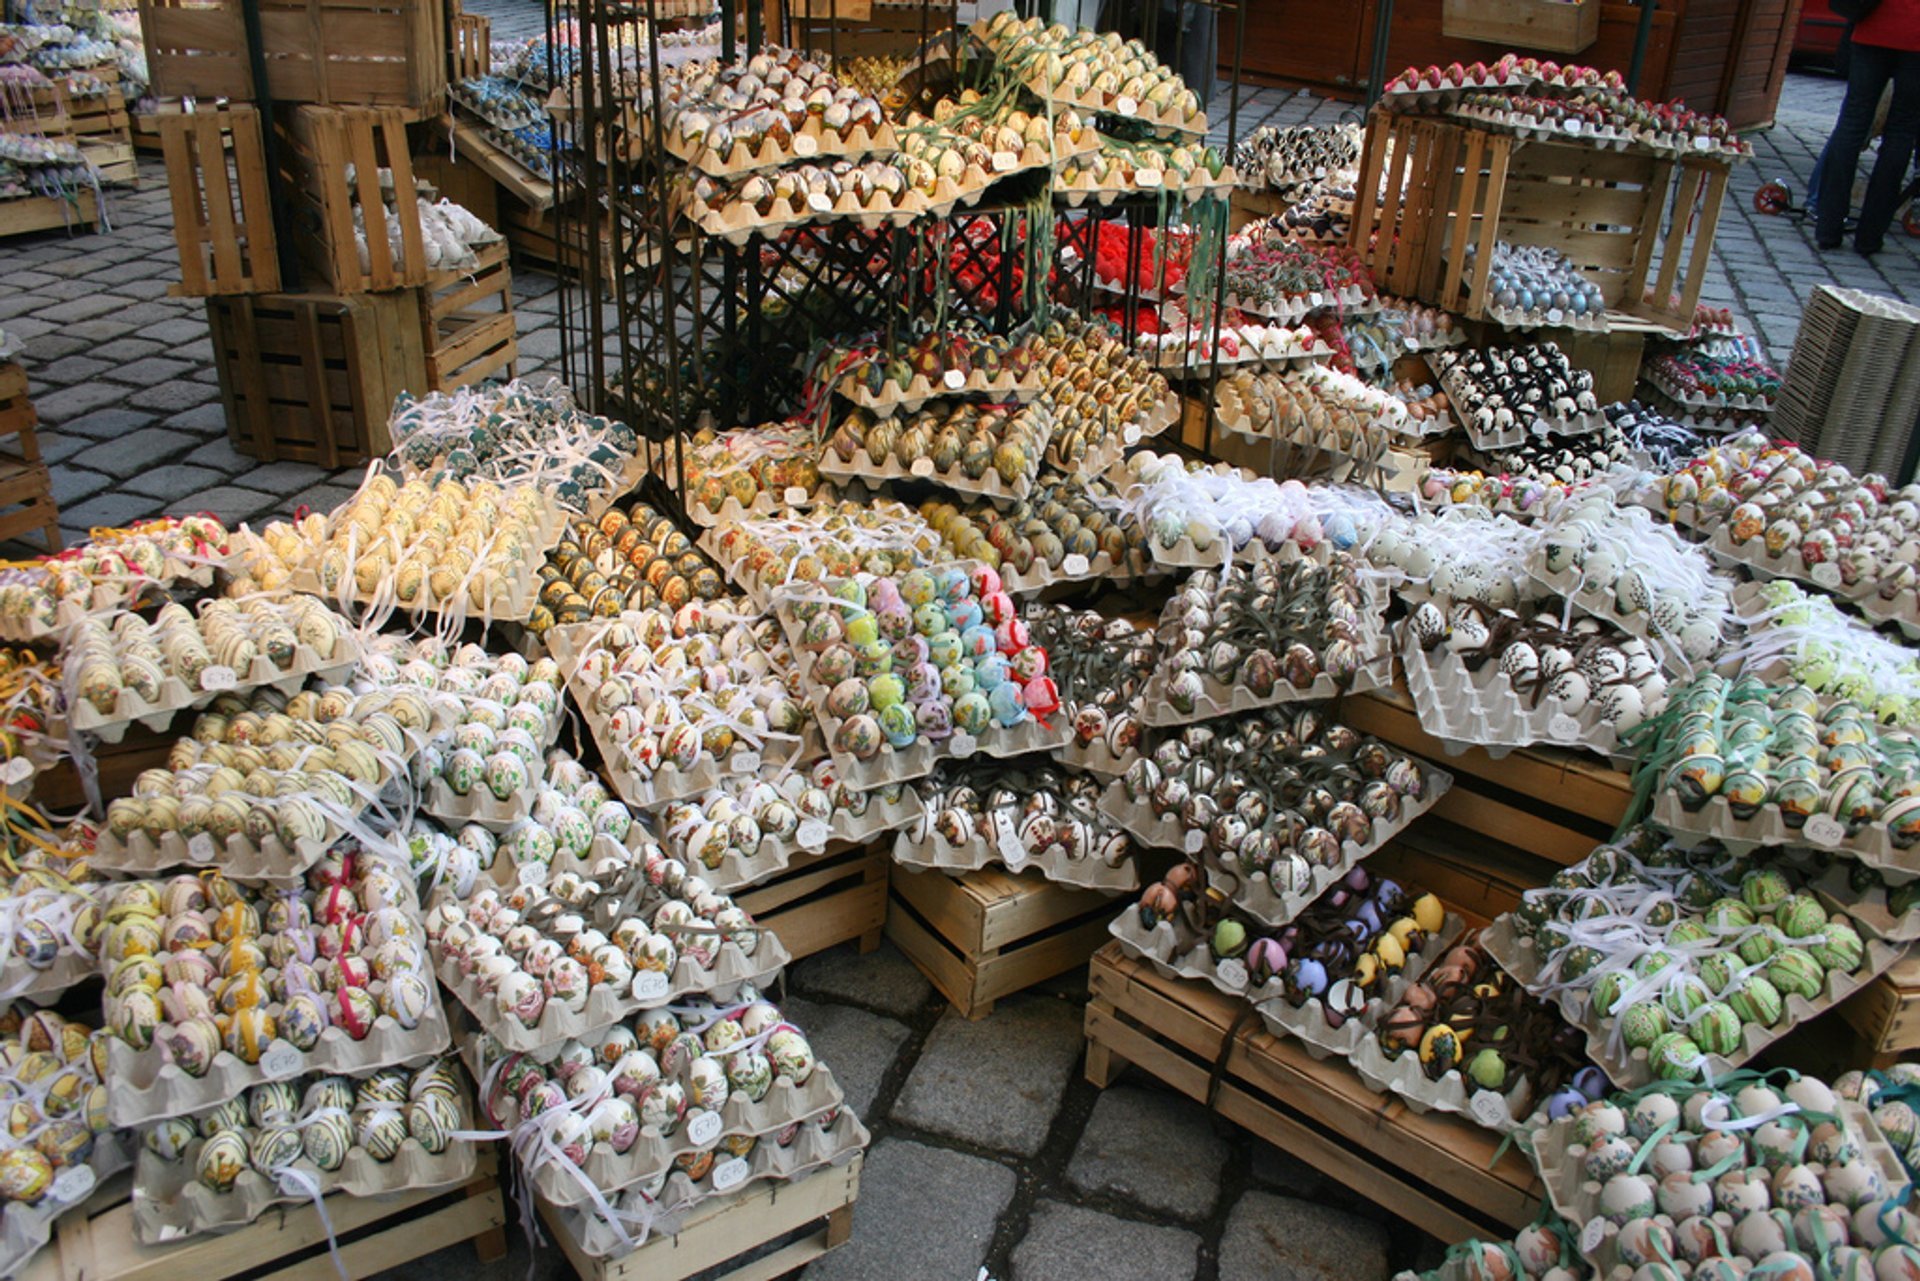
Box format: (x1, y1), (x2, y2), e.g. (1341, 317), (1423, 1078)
(891, 995), (1086, 1158)
(1065, 1085), (1231, 1221)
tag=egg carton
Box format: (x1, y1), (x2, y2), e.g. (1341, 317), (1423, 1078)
(552, 1109), (869, 1260)
(1523, 555), (1708, 680)
(1846, 585), (1920, 643)
(814, 437), (1045, 507)
(1256, 910), (1467, 1061)
(1189, 284), (1376, 327)
(0, 1130), (134, 1279)
(806, 695), (1072, 793)
(1398, 627), (1636, 767)
(0, 948), (103, 1004)
(1641, 368), (1775, 415)
(576, 456), (653, 523)
(103, 989), (454, 1128)
(1135, 632), (1393, 730)
(890, 825), (1139, 893)
(90, 822), (342, 887)
(131, 1116), (481, 1243)
(65, 631), (363, 744)
(522, 1066), (848, 1210)
(1480, 300), (1610, 334)
(1139, 335), (1338, 372)
(1652, 789), (1920, 875)
(548, 692), (808, 819)
(1052, 165), (1239, 209)
(832, 366), (1043, 416)
(1377, 71), (1538, 113)
(1811, 861), (1920, 943)
(1053, 733), (1139, 781)
(419, 774), (540, 833)
(1191, 767), (1454, 929)
(662, 116), (900, 179)
(672, 481), (837, 532)
(1211, 381), (1402, 461)
(1455, 105), (1639, 154)
(0, 567), (209, 645)
(1007, 66), (1208, 138)
(996, 544), (1156, 600)
(688, 186), (925, 247)
(1480, 911), (1907, 1091)
(1346, 1023), (1543, 1135)
(433, 929), (792, 1057)
(1530, 1097), (1903, 1274)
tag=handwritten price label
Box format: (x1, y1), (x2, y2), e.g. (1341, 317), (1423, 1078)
(187, 833), (218, 863)
(200, 665), (238, 691)
(49, 1165), (93, 1204)
(260, 1041), (304, 1080)
(1811, 563), (1843, 589)
(784, 487), (810, 506)
(631, 970), (671, 1002)
(806, 192), (834, 214)
(1116, 95), (1139, 116)
(1802, 814), (1846, 848)
(1, 758), (32, 786)
(1215, 958), (1248, 989)
(1123, 424), (1141, 446)
(991, 810), (1025, 867)
(1470, 1091), (1510, 1128)
(731, 751), (762, 775)
(910, 457), (937, 478)
(992, 150), (1019, 173)
(792, 132), (819, 157)
(1062, 554), (1090, 577)
(1581, 1218), (1607, 1254)
(949, 733), (977, 759)
(1183, 829), (1205, 855)
(686, 1110), (723, 1148)
(517, 860), (550, 888)
(1547, 713), (1583, 744)
(1135, 170), (1163, 188)
(712, 1157), (750, 1192)
(942, 369), (967, 391)
(796, 819), (830, 852)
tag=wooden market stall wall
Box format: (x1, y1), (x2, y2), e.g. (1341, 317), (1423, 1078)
(1233, 0), (1803, 131)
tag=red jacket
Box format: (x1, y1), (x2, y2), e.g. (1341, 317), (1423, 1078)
(1855, 0), (1920, 54)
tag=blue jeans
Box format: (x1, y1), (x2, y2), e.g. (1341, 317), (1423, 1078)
(1818, 40), (1920, 251)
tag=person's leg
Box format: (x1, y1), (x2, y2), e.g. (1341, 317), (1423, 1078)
(1857, 48), (1920, 252)
(1818, 41), (1898, 248)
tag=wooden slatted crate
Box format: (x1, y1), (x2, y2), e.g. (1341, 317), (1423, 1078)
(887, 864), (1120, 1019)
(208, 288), (424, 467)
(422, 242), (517, 391)
(0, 364), (38, 461)
(1440, 0), (1601, 53)
(451, 0), (490, 80)
(280, 104), (429, 294)
(0, 189), (102, 240)
(22, 1155), (505, 1281)
(734, 841), (888, 963)
(138, 0), (447, 108)
(1085, 942), (1542, 1242)
(159, 106), (280, 297)
(783, 0), (956, 58)
(61, 85), (133, 143)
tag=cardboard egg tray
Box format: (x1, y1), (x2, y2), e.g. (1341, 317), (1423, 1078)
(1453, 105), (1638, 154)
(1053, 734), (1139, 781)
(420, 772), (541, 833)
(1096, 760), (1453, 928)
(813, 435), (1047, 507)
(1005, 66), (1208, 138)
(1811, 859), (1920, 943)
(662, 116), (900, 179)
(664, 479), (836, 532)
(131, 1103), (482, 1242)
(1480, 911), (1908, 1091)
(66, 631), (362, 744)
(1398, 626), (1637, 766)
(0, 947), (99, 1004)
(1642, 368), (1775, 416)
(91, 819), (345, 886)
(890, 823), (1140, 893)
(103, 987), (454, 1128)
(433, 928), (792, 1057)
(1529, 1097), (1905, 1275)
(1186, 283), (1376, 327)
(0, 1131), (134, 1278)
(553, 1110), (870, 1259)
(1137, 334), (1337, 372)
(995, 543), (1155, 600)
(0, 563), (214, 645)
(1652, 789), (1920, 875)
(832, 366), (1043, 416)
(1480, 300), (1611, 334)
(688, 186), (925, 247)
(633, 788), (922, 896)
(1524, 554), (1720, 680)
(1052, 164), (1239, 209)
(1376, 71), (1537, 113)
(1139, 519), (1332, 574)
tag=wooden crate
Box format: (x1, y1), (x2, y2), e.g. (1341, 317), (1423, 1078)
(63, 86), (133, 144)
(1835, 953), (1920, 1066)
(0, 364), (39, 461)
(159, 106), (280, 297)
(1344, 681), (1631, 869)
(23, 1155), (505, 1281)
(422, 243), (517, 391)
(34, 723), (175, 815)
(1350, 115), (1730, 335)
(887, 864), (1120, 1019)
(80, 137), (139, 188)
(451, 0), (490, 80)
(735, 840), (888, 964)
(280, 104), (429, 294)
(539, 1155), (860, 1281)
(783, 0), (956, 58)
(1085, 941), (1542, 1242)
(1441, 0), (1601, 53)
(0, 82), (71, 137)
(500, 201), (654, 281)
(0, 457), (61, 555)
(139, 0), (447, 108)
(208, 288), (425, 467)
(0, 189), (102, 240)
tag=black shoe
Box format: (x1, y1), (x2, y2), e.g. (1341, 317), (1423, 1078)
(1817, 236), (1844, 250)
(1857, 240), (1884, 257)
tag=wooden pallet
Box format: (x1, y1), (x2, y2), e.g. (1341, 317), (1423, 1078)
(0, 189), (102, 240)
(735, 840), (888, 964)
(887, 864), (1120, 1019)
(159, 106), (280, 296)
(80, 137), (138, 188)
(1085, 941), (1541, 1242)
(280, 104), (430, 294)
(539, 1155), (860, 1281)
(422, 242), (517, 391)
(22, 1153), (506, 1281)
(139, 0), (447, 108)
(208, 287), (424, 466)
(1344, 681), (1631, 870)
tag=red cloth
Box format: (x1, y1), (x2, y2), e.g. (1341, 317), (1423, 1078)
(1856, 0), (1920, 54)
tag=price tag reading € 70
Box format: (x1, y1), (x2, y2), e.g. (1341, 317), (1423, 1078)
(712, 1157), (750, 1193)
(49, 1165), (93, 1205)
(796, 819), (830, 852)
(1802, 814), (1846, 848)
(686, 1110), (723, 1148)
(1183, 829), (1205, 855)
(1547, 713), (1583, 744)
(1811, 562), (1843, 589)
(631, 969), (672, 1002)
(942, 369), (967, 391)
(1581, 1218), (1607, 1254)
(1215, 958), (1249, 989)
(1470, 1091), (1511, 1128)
(260, 1041), (304, 1081)
(187, 833), (219, 863)
(200, 665), (238, 692)
(1, 757), (32, 786)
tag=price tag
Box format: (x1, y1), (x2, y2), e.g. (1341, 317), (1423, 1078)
(1562, 118), (1582, 136)
(949, 732), (977, 758)
(1694, 135), (1714, 151)
(1183, 828), (1204, 855)
(1546, 308), (1566, 326)
(1811, 563), (1842, 589)
(1803, 814), (1846, 848)
(631, 969), (671, 1002)
(1547, 713), (1583, 743)
(1123, 424), (1141, 446)
(793, 132), (819, 157)
(686, 1110), (723, 1148)
(1580, 1218), (1607, 1254)
(1117, 95), (1139, 116)
(711, 1157), (750, 1193)
(187, 832), (218, 863)
(1135, 170), (1163, 188)
(807, 192), (834, 213)
(517, 860), (550, 888)
(910, 458), (937, 478)
(1062, 554), (1091, 576)
(260, 1040), (304, 1080)
(200, 665), (238, 691)
(991, 810), (1025, 866)
(1, 757), (32, 786)
(1308, 291), (1325, 310)
(49, 1165), (93, 1205)
(731, 751), (762, 774)
(992, 150), (1019, 173)
(942, 369), (967, 391)
(784, 486), (810, 506)
(1215, 958), (1249, 990)
(1471, 1091), (1511, 1128)
(796, 819), (830, 851)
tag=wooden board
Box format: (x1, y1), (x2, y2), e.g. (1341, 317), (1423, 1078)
(734, 841), (888, 964)
(1085, 941), (1542, 1242)
(1440, 0), (1601, 53)
(0, 456), (62, 554)
(280, 105), (429, 294)
(539, 1156), (860, 1281)
(887, 864), (1120, 1019)
(422, 243), (517, 391)
(21, 1154), (506, 1281)
(447, 119), (554, 211)
(139, 0), (447, 108)
(0, 189), (102, 240)
(1836, 950), (1920, 1060)
(159, 106), (279, 297)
